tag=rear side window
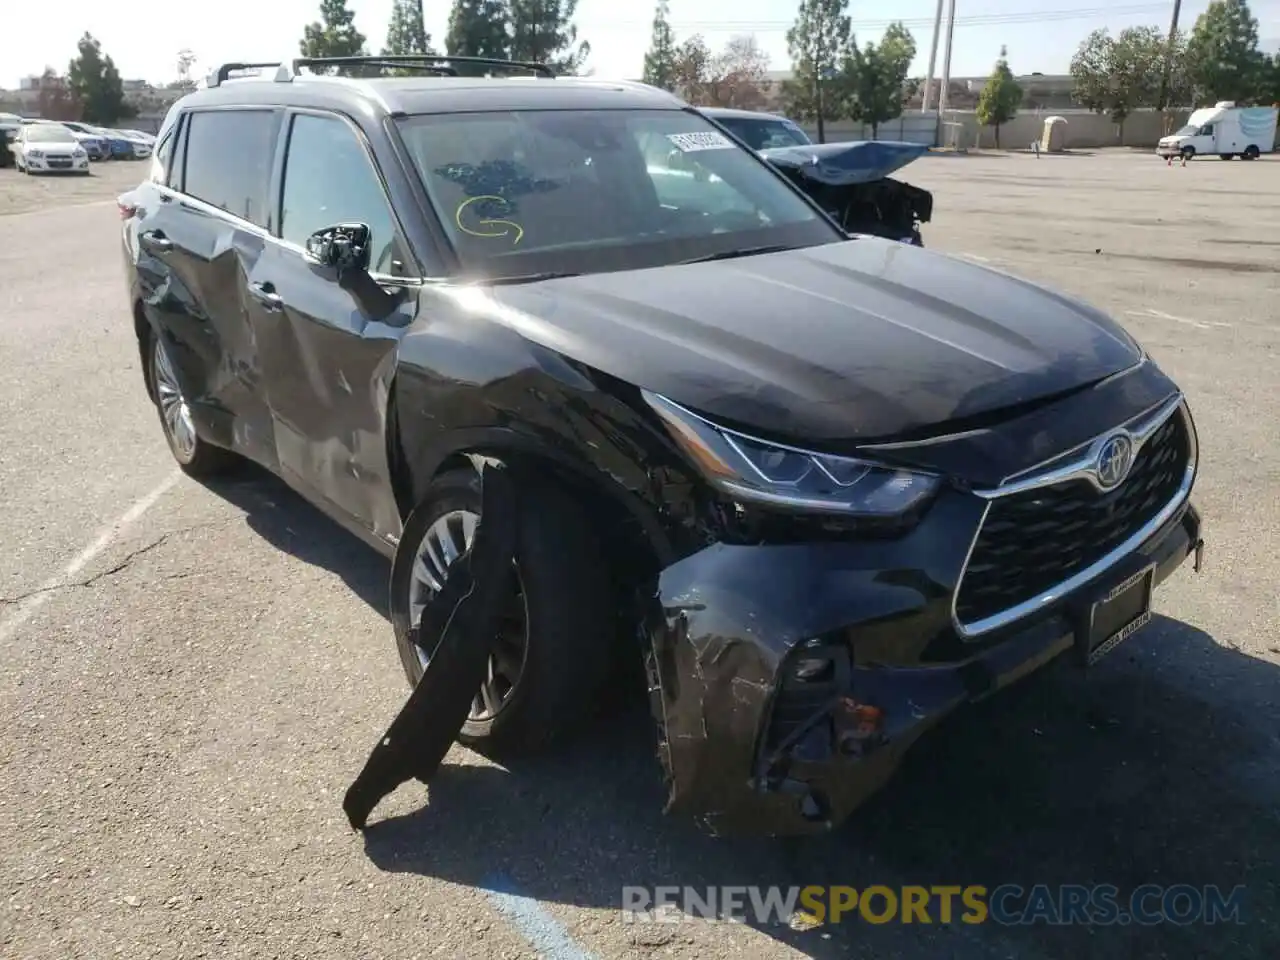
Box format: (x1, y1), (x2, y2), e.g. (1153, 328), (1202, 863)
(150, 115), (186, 188)
(182, 109), (279, 228)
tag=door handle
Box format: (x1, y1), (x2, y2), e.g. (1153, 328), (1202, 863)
(248, 281), (284, 310)
(140, 229), (172, 251)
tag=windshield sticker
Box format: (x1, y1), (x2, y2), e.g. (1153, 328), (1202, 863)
(455, 195), (524, 246)
(666, 131), (735, 153)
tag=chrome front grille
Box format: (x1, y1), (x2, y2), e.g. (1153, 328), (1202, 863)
(954, 397), (1196, 637)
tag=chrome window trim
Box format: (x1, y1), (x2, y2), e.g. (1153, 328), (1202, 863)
(952, 395), (1196, 640)
(152, 184), (425, 286)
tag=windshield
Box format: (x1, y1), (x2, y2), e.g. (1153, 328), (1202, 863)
(26, 124), (76, 143)
(714, 116), (812, 150)
(396, 108), (840, 279)
(1173, 124), (1199, 136)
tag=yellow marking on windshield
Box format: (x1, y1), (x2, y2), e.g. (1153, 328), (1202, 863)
(455, 195), (524, 246)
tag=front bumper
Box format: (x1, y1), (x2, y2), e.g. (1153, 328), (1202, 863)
(24, 153), (90, 173)
(646, 497), (1202, 837)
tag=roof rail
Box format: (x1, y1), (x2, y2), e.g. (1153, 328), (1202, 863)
(291, 56), (457, 78)
(290, 54), (556, 78)
(208, 61), (286, 87)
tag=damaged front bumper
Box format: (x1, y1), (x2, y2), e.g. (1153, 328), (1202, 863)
(646, 498), (1203, 837)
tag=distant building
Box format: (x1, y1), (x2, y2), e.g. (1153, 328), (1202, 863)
(0, 74), (183, 129)
(718, 69), (1078, 116)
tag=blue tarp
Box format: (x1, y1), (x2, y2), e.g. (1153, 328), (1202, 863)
(760, 140), (930, 186)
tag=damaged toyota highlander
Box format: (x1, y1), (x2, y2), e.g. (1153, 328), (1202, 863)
(120, 57), (1205, 836)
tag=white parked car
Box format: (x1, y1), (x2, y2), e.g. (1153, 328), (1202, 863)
(11, 122), (91, 174)
(119, 128), (156, 145)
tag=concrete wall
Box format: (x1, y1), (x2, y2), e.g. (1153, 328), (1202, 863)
(797, 109), (1199, 150)
(795, 112), (940, 146)
(946, 110), (1193, 150)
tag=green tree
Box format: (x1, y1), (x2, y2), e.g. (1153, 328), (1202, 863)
(1185, 0), (1267, 103)
(383, 0), (434, 57)
(667, 34), (770, 108)
(671, 34), (714, 103)
(1069, 28), (1110, 114)
(1161, 30), (1197, 110)
(642, 0), (679, 91)
(38, 69), (84, 122)
(300, 0), (369, 72)
(975, 47), (1023, 148)
(1070, 26), (1168, 138)
(67, 34), (133, 125)
(445, 0), (511, 61)
(709, 35), (772, 109)
(508, 0), (590, 74)
(783, 0), (851, 142)
(843, 22), (917, 136)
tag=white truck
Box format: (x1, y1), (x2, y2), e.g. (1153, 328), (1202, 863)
(1156, 102), (1279, 161)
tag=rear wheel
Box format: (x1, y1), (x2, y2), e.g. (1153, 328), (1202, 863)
(145, 328), (238, 477)
(1243, 145), (1260, 160)
(390, 467), (616, 755)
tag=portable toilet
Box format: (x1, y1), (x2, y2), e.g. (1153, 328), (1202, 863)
(1040, 115), (1067, 152)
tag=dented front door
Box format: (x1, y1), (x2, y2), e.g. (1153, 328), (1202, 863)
(248, 109), (418, 543)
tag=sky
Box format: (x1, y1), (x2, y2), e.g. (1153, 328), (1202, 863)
(3, 0), (1280, 89)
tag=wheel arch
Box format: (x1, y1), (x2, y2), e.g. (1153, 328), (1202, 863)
(132, 298), (157, 403)
(391, 423), (678, 585)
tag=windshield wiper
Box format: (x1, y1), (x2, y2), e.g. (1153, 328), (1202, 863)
(472, 271), (584, 286)
(677, 244), (796, 266)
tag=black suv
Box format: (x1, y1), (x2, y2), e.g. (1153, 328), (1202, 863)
(121, 56), (1204, 836)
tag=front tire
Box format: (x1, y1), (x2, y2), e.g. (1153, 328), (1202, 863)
(1181, 146), (1196, 161)
(145, 328), (237, 477)
(390, 467), (616, 756)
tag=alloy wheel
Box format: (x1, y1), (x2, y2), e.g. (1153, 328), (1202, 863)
(152, 337), (198, 461)
(407, 508), (529, 721)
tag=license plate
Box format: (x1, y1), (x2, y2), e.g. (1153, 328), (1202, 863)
(1077, 563), (1156, 666)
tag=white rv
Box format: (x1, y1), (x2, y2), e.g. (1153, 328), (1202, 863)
(1156, 102), (1278, 160)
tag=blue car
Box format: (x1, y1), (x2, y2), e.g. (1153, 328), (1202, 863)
(52, 120), (113, 160)
(699, 106), (813, 149)
(96, 127), (137, 159)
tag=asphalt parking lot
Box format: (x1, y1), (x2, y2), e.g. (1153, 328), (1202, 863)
(1, 150), (1277, 959)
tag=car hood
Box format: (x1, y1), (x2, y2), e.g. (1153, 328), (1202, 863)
(485, 239), (1143, 444)
(760, 140), (930, 186)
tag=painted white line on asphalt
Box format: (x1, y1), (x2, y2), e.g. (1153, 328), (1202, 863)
(0, 470), (181, 645)
(1125, 308), (1232, 331)
(484, 875), (599, 960)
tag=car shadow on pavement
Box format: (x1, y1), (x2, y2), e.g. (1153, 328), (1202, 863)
(202, 465), (391, 617)
(360, 613), (1280, 960)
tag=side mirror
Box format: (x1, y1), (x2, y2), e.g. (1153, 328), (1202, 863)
(304, 222), (372, 275)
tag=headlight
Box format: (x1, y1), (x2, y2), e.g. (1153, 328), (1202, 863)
(28, 149), (43, 158)
(643, 391), (940, 516)
(73, 147), (86, 156)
